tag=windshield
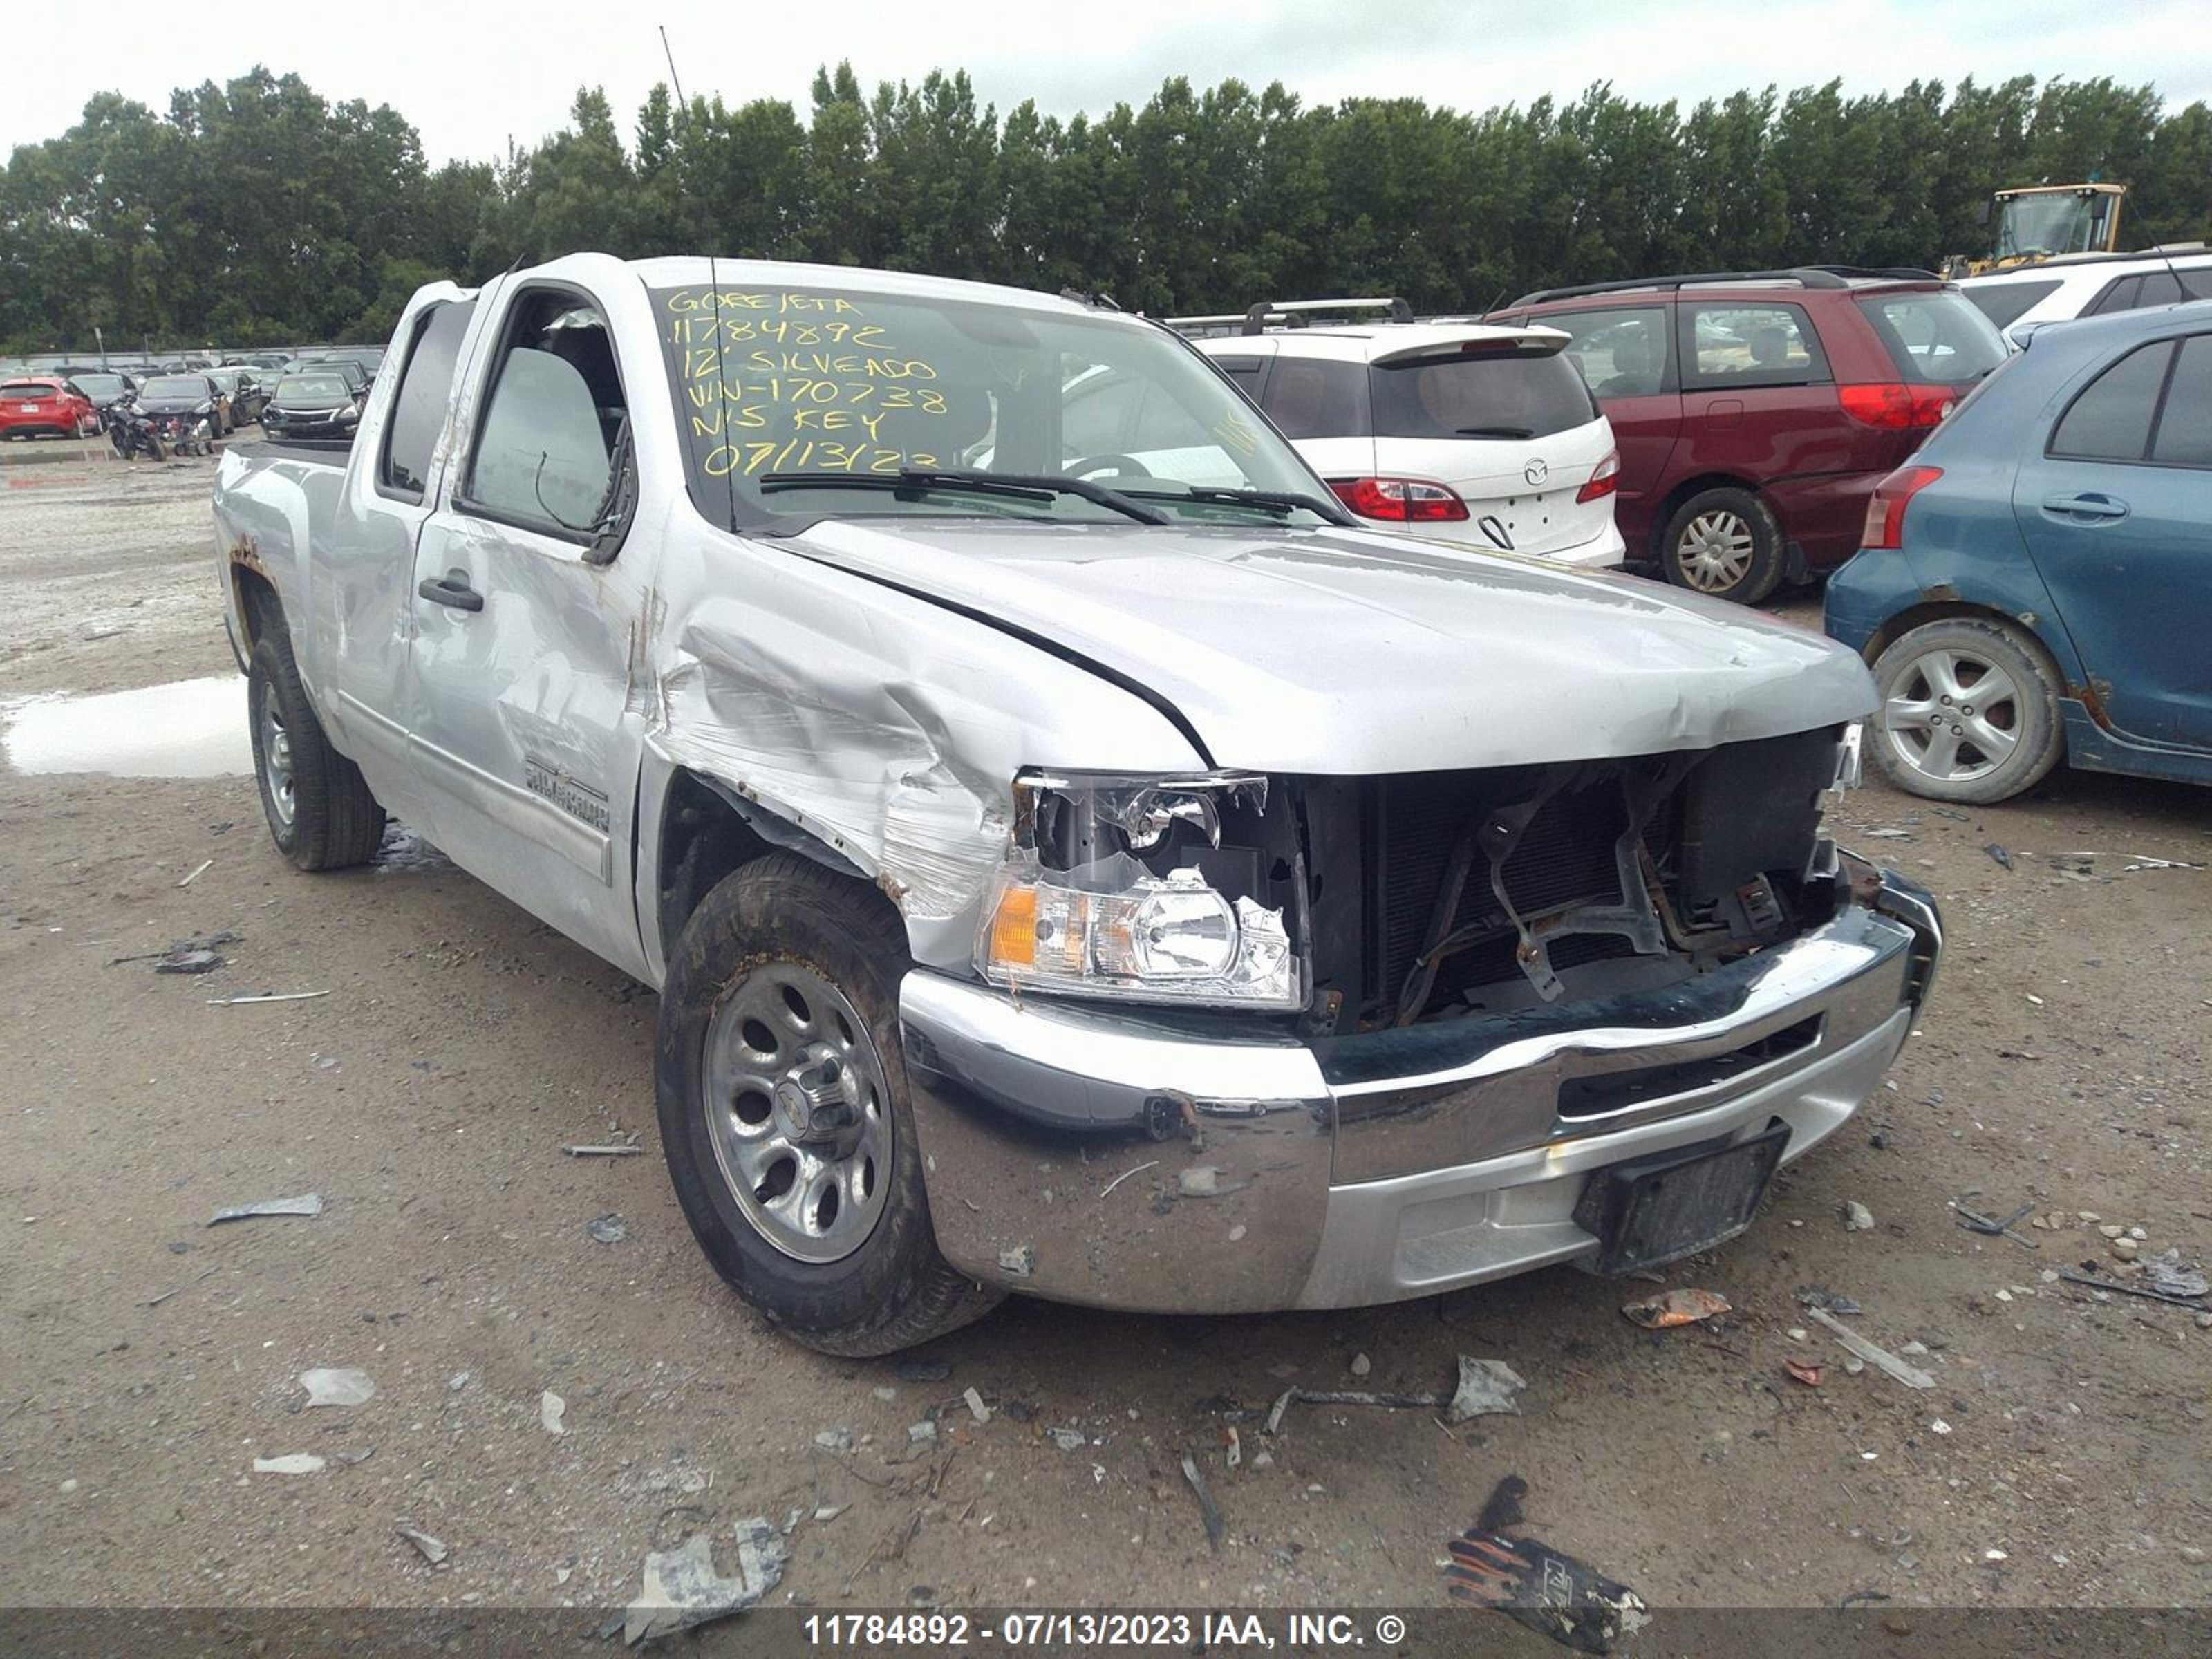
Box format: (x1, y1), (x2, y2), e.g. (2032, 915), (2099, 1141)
(648, 282), (1338, 527)
(1859, 292), (2009, 385)
(1994, 194), (2097, 261)
(142, 377), (207, 400)
(1368, 347), (1596, 439)
(72, 374), (129, 400)
(1, 382), (58, 400)
(276, 375), (349, 403)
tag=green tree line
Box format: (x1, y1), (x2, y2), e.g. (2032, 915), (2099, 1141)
(4, 63), (2209, 352)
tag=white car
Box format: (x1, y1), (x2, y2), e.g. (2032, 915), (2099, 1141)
(1179, 308), (1624, 568)
(1957, 247), (2212, 347)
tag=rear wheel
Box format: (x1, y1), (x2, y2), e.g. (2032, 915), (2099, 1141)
(247, 632), (386, 869)
(656, 854), (1002, 1355)
(1868, 618), (2065, 803)
(1660, 487), (1785, 604)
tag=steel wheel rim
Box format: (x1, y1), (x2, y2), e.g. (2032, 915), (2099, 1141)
(1677, 509), (1756, 591)
(702, 961), (892, 1264)
(1883, 646), (2023, 782)
(256, 681), (296, 827)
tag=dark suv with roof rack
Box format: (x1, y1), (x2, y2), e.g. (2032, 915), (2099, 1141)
(1486, 267), (2008, 603)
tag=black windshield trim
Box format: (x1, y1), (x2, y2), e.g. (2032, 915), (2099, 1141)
(759, 467), (1171, 526)
(1119, 484), (1358, 525)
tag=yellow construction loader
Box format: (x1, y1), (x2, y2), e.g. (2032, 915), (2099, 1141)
(1943, 182), (2128, 278)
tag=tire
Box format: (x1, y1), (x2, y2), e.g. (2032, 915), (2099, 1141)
(1867, 617), (2065, 803)
(655, 853), (1002, 1356)
(247, 632), (386, 870)
(1660, 487), (1785, 605)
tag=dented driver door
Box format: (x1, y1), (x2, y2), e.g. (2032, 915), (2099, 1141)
(402, 279), (659, 980)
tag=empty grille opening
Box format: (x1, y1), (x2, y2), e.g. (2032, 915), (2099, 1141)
(1372, 770), (1633, 1015)
(1555, 1015), (1823, 1120)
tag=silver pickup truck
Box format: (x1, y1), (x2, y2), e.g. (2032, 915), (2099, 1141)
(210, 254), (1940, 1355)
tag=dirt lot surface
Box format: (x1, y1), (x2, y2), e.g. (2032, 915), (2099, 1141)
(4, 458), (2209, 1622)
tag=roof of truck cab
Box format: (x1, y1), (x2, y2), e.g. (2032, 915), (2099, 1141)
(1192, 321), (1568, 364)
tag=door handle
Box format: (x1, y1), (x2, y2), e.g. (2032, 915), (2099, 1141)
(2041, 493), (2129, 524)
(418, 573), (484, 612)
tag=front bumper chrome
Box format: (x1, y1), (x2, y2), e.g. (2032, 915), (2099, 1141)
(899, 863), (1939, 1314)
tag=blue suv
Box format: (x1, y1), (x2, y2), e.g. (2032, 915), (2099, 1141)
(1826, 299), (2212, 802)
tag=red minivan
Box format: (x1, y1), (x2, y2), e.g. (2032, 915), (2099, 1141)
(1488, 268), (2009, 603)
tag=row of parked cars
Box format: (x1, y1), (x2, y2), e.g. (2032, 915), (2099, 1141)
(0, 344), (388, 449)
(1162, 260), (2206, 807)
(1165, 267), (2009, 605)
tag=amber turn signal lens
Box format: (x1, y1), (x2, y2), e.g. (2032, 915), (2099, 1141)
(987, 885), (1038, 968)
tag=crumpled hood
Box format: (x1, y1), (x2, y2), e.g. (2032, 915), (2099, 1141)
(787, 518), (1875, 774)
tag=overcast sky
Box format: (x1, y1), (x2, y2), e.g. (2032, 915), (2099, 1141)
(8, 0), (2208, 165)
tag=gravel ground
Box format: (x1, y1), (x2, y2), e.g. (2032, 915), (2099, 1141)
(3, 458), (2209, 1620)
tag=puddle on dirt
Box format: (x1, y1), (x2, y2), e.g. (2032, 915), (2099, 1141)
(2, 675), (251, 778)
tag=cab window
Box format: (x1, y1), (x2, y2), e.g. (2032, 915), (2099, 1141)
(461, 290), (630, 543)
(380, 299), (477, 502)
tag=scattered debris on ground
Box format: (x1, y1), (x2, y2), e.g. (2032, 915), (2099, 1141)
(1843, 1201), (1875, 1232)
(1797, 1284), (1862, 1315)
(1783, 1358), (1824, 1387)
(1622, 1288), (1730, 1329)
(2146, 1250), (2208, 1301)
(962, 1387), (990, 1425)
(586, 1213), (629, 1244)
(207, 1192), (324, 1225)
(205, 988), (330, 1006)
(1804, 1307), (1935, 1389)
(1984, 843), (2013, 871)
(393, 1522), (449, 1566)
(1477, 1474), (1528, 1533)
(1445, 1528), (1650, 1653)
(539, 1391), (566, 1435)
(623, 1517), (789, 1644)
(563, 1143), (642, 1157)
(1179, 1451), (1225, 1553)
(299, 1367), (374, 1408)
(1953, 1198), (2037, 1247)
(251, 1454), (324, 1475)
(153, 948), (223, 975)
(813, 1427), (855, 1453)
(1255, 1353), (1527, 1432)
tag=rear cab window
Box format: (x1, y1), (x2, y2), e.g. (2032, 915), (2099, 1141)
(1681, 302), (1828, 388)
(379, 299), (478, 500)
(1367, 346), (1597, 439)
(1858, 290), (2008, 384)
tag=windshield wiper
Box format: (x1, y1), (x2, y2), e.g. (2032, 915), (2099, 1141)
(758, 467), (1168, 525)
(1121, 484), (1356, 525)
(1454, 424), (1536, 439)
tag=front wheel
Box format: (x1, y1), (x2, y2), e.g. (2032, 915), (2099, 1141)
(656, 854), (1002, 1355)
(247, 632), (387, 868)
(1660, 487), (1785, 604)
(1868, 618), (2065, 803)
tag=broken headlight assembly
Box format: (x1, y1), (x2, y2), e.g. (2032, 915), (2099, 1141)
(975, 771), (1306, 1011)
